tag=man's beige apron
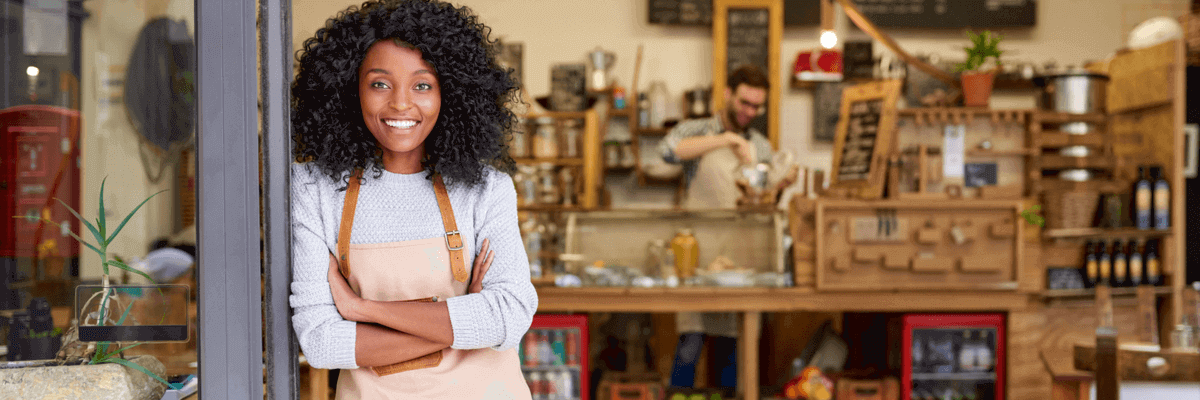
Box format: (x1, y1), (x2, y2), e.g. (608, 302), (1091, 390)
(334, 171), (531, 400)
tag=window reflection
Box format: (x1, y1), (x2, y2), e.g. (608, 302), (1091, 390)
(2, 0), (198, 385)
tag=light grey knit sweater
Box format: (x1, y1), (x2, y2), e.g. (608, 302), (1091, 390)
(289, 163), (538, 369)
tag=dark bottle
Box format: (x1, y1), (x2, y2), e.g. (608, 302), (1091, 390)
(1084, 241), (1099, 287)
(1151, 166), (1170, 230)
(1146, 239), (1161, 286)
(1098, 241), (1112, 286)
(1111, 240), (1127, 287)
(1129, 240), (1144, 286)
(1134, 166), (1152, 230)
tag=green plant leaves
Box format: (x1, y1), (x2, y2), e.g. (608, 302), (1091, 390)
(956, 30), (1004, 72)
(100, 357), (183, 390)
(1021, 205), (1045, 228)
(107, 190), (167, 244)
(106, 260), (157, 284)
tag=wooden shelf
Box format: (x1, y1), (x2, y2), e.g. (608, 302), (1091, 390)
(518, 204), (586, 212)
(534, 287), (1031, 312)
(607, 108), (635, 117)
(635, 127), (670, 136)
(966, 148), (1036, 157)
(1039, 155), (1116, 170)
(514, 157), (584, 166)
(1034, 112), (1107, 124)
(603, 166), (635, 174)
(1040, 286), (1172, 300)
(525, 111), (589, 120)
(1042, 227), (1174, 240)
(1040, 133), (1106, 147)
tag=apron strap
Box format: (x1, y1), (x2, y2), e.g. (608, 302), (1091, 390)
(337, 169), (468, 283)
(337, 169), (363, 277)
(432, 173), (469, 283)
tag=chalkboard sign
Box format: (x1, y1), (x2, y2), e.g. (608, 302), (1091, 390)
(648, 0), (713, 25)
(852, 0), (1036, 28)
(549, 63), (587, 112)
(726, 8), (770, 76)
(783, 0), (820, 27)
(713, 0), (782, 148)
(830, 80), (901, 199)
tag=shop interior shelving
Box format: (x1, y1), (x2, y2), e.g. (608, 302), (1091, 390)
(517, 109), (601, 212)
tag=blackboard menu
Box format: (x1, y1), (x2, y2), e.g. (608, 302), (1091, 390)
(783, 0), (820, 27)
(837, 99), (882, 182)
(852, 0), (1036, 28)
(726, 8), (770, 76)
(648, 0), (712, 25)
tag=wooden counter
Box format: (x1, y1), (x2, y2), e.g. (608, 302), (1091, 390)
(535, 287), (1033, 313)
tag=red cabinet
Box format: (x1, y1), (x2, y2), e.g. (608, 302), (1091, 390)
(902, 313), (1005, 400)
(522, 314), (590, 400)
(1, 105), (82, 258)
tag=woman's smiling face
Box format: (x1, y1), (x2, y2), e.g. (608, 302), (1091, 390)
(358, 39), (441, 173)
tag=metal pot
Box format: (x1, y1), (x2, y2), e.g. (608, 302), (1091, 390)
(1036, 68), (1109, 114)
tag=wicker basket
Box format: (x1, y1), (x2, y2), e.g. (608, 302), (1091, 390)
(1044, 189), (1100, 230)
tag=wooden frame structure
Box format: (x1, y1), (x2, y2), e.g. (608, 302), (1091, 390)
(829, 80), (902, 199)
(712, 0), (783, 148)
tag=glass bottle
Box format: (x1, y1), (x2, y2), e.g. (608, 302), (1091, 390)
(671, 228), (699, 280)
(560, 119), (580, 158)
(537, 162), (559, 205)
(558, 167), (575, 207)
(1129, 240), (1144, 286)
(1152, 166), (1170, 230)
(511, 117), (529, 158)
(533, 117), (559, 159)
(1134, 166), (1152, 230)
(1084, 241), (1098, 287)
(1146, 239), (1161, 286)
(1112, 240), (1127, 287)
(1098, 241), (1111, 286)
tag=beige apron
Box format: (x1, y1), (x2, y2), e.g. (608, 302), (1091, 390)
(334, 171), (531, 400)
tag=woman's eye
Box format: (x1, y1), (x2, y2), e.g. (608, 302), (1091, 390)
(415, 82), (432, 91)
(371, 81), (390, 89)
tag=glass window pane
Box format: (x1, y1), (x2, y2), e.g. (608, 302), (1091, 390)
(2, 0), (197, 389)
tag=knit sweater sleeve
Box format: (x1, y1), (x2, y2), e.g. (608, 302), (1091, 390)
(444, 169), (538, 351)
(288, 165), (358, 369)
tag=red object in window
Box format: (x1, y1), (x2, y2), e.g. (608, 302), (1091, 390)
(0, 105), (82, 258)
(525, 314), (590, 400)
(902, 313), (1005, 400)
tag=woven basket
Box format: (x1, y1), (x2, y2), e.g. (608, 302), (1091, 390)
(1044, 189), (1100, 230)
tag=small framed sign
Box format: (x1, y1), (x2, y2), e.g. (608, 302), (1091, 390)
(830, 80), (902, 199)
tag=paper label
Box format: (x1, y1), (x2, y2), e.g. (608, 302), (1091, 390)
(943, 124), (965, 178)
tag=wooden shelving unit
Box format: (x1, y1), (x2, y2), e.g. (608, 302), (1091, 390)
(1042, 227), (1174, 240)
(516, 109), (601, 210)
(1039, 286), (1172, 300)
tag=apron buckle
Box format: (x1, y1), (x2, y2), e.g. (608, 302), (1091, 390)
(444, 230), (464, 251)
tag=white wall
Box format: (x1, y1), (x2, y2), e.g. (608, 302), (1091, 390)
(76, 0), (193, 279)
(294, 0), (1187, 184)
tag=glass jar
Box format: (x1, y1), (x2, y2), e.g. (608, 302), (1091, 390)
(671, 228), (699, 279)
(604, 140), (622, 168)
(518, 165), (538, 206)
(537, 162), (559, 205)
(560, 119), (580, 158)
(533, 117), (559, 159)
(559, 167), (575, 206)
(511, 117), (529, 158)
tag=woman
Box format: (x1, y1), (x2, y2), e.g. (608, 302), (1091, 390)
(289, 0), (536, 398)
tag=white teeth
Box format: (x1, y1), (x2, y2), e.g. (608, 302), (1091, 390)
(385, 120), (417, 129)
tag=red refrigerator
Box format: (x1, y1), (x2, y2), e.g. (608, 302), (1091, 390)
(521, 314), (589, 400)
(902, 313), (1005, 400)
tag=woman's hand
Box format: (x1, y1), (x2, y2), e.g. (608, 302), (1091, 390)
(327, 253), (368, 322)
(469, 238), (496, 294)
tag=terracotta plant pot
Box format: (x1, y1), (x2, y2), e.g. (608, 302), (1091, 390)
(961, 71), (996, 107)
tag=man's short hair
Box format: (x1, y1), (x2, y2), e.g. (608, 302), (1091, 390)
(727, 64), (770, 92)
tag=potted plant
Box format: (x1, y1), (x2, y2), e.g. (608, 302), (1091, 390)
(2, 179), (182, 399)
(955, 30), (1004, 107)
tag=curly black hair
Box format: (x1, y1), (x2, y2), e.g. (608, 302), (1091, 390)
(292, 0), (518, 188)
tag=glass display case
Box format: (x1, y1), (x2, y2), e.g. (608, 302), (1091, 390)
(521, 314), (589, 400)
(902, 313), (1005, 400)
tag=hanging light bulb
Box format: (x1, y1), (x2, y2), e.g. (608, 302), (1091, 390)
(27, 66), (40, 77)
(820, 30), (839, 49)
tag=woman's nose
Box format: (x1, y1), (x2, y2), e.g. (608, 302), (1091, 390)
(390, 92), (412, 110)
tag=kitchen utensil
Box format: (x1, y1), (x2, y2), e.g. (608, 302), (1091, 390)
(1036, 68), (1110, 114)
